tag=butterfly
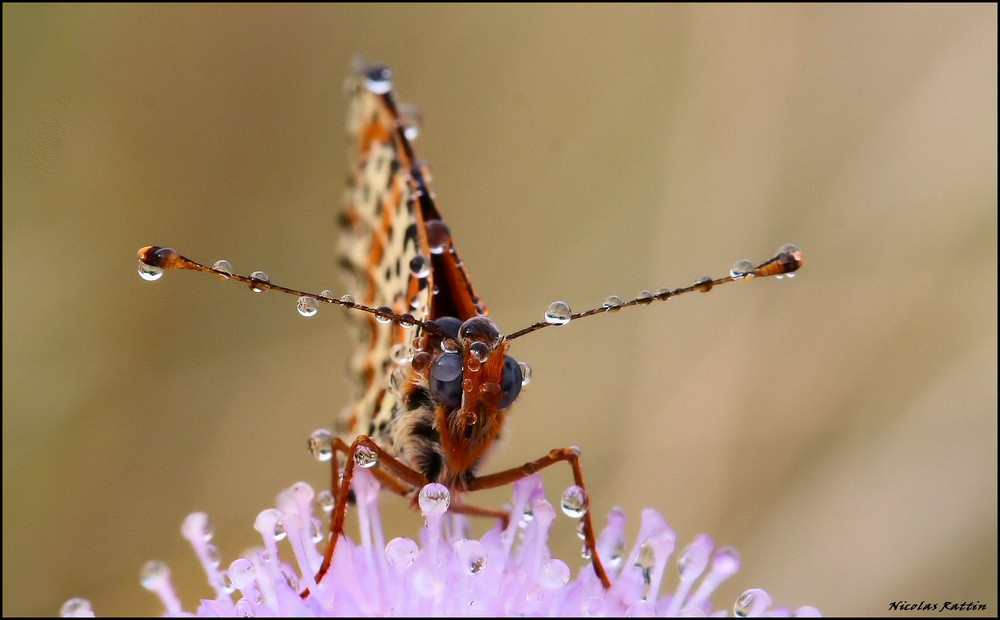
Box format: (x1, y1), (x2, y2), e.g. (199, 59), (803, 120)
(137, 62), (803, 592)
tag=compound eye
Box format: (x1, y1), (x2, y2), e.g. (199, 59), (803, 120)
(430, 352), (463, 408)
(427, 317), (462, 339)
(499, 355), (523, 409)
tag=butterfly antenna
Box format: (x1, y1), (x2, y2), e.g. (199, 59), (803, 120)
(137, 246), (445, 335)
(506, 245), (804, 341)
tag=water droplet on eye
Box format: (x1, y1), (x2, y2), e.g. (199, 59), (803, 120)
(364, 66), (393, 94)
(409, 254), (430, 279)
(308, 429), (333, 462)
(137, 260), (164, 281)
(636, 290), (654, 305)
(227, 558), (257, 590)
(140, 560), (171, 590)
(339, 293), (355, 304)
(603, 295), (623, 310)
(441, 337), (460, 353)
(730, 259), (755, 280)
(181, 512), (214, 542)
(375, 305), (394, 324)
(454, 539), (487, 575)
(469, 341), (490, 363)
(539, 559), (570, 588)
(425, 220), (451, 254)
(212, 260), (233, 278)
(695, 276), (713, 292)
(518, 362), (532, 386)
(297, 296), (319, 317)
(418, 483), (451, 516)
(560, 486), (589, 518)
(544, 301), (572, 325)
(317, 490), (335, 513)
(249, 271), (270, 293)
(320, 289), (335, 300)
(60, 598), (94, 618)
(354, 445), (378, 468)
(385, 537), (418, 569)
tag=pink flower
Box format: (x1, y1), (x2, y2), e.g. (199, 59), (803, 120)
(62, 469), (818, 617)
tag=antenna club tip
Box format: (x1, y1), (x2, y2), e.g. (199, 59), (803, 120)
(138, 246), (184, 270)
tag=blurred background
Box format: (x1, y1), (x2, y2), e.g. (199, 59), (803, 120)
(3, 4), (996, 617)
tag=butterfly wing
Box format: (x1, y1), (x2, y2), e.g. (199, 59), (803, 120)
(338, 64), (486, 445)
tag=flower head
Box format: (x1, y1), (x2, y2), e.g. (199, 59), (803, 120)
(62, 471), (819, 617)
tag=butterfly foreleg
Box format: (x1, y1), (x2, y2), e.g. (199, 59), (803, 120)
(466, 446), (612, 589)
(315, 435), (429, 585)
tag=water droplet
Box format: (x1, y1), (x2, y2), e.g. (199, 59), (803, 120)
(730, 259), (755, 280)
(140, 560), (171, 590)
(580, 543), (592, 560)
(137, 260), (164, 281)
(582, 596), (607, 617)
(418, 483), (451, 516)
(320, 289), (335, 300)
(60, 598), (94, 617)
(253, 509), (286, 541)
(539, 559), (570, 588)
(234, 598), (255, 617)
(227, 558), (257, 590)
(544, 301), (572, 325)
(467, 356), (481, 373)
(695, 276), (713, 292)
(625, 600), (657, 617)
(425, 220), (451, 254)
(469, 341), (490, 363)
(364, 65), (393, 94)
(519, 362), (532, 386)
(603, 295), (623, 310)
(409, 254), (430, 279)
(212, 260), (233, 278)
(375, 305), (394, 324)
(636, 290), (654, 305)
(339, 293), (355, 304)
(677, 535), (712, 582)
(297, 296), (319, 317)
(308, 429), (333, 462)
(712, 546), (741, 576)
(779, 242), (799, 255)
(734, 589), (772, 617)
(399, 103), (422, 140)
(385, 537), (419, 569)
(636, 542), (655, 585)
(561, 485), (589, 518)
(399, 313), (416, 328)
(454, 539), (487, 575)
(310, 518), (323, 543)
(181, 512), (214, 542)
(655, 286), (672, 299)
(317, 490), (335, 513)
(354, 445), (378, 468)
(249, 271), (270, 293)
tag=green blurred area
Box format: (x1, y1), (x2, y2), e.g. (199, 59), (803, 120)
(3, 4), (996, 617)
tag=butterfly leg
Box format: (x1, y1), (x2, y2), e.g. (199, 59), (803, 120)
(448, 501), (511, 529)
(315, 435), (429, 585)
(467, 446), (612, 589)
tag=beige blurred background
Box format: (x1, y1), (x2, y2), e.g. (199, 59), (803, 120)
(3, 4), (996, 617)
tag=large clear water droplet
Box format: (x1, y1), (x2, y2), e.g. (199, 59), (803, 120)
(454, 539), (487, 575)
(212, 260), (233, 278)
(730, 259), (755, 280)
(181, 512), (214, 542)
(561, 485), (589, 518)
(140, 560), (171, 591)
(385, 537), (419, 569)
(544, 301), (572, 325)
(354, 445), (378, 468)
(539, 559), (570, 588)
(308, 429), (333, 462)
(418, 483), (451, 516)
(249, 271), (270, 293)
(364, 66), (393, 94)
(297, 296), (319, 317)
(375, 305), (394, 324)
(137, 261), (164, 281)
